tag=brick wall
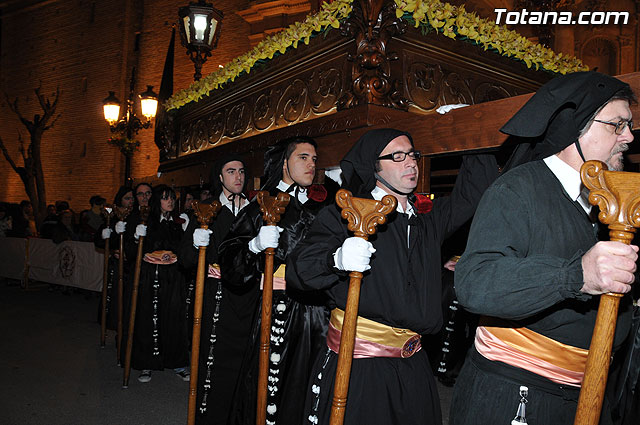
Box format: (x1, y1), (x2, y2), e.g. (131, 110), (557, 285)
(0, 0), (250, 211)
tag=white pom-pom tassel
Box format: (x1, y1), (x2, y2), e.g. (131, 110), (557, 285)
(312, 384), (320, 394)
(270, 353), (281, 364)
(276, 302), (286, 312)
(267, 404), (277, 415)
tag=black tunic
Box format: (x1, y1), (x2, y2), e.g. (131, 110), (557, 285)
(218, 183), (336, 425)
(286, 155), (498, 425)
(180, 202), (258, 425)
(451, 160), (633, 425)
(122, 216), (189, 371)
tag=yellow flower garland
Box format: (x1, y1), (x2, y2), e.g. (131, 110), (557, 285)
(165, 0), (586, 111)
(396, 0), (587, 74)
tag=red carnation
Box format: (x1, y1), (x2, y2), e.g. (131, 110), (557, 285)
(414, 193), (433, 214)
(308, 184), (327, 203)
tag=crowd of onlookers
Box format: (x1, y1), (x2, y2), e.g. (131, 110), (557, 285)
(0, 197), (103, 241)
(0, 187), (209, 242)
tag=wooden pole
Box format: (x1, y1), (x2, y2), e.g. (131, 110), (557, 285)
(123, 206), (150, 388)
(114, 206), (132, 366)
(329, 189), (397, 425)
(574, 160), (640, 425)
(100, 206), (113, 347)
(187, 200), (222, 425)
(255, 191), (290, 425)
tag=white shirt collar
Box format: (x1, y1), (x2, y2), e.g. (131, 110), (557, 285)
(219, 191), (248, 216)
(371, 186), (414, 217)
(543, 155), (591, 214)
(159, 214), (173, 222)
(276, 180), (308, 204)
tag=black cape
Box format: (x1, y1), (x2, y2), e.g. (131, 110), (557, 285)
(219, 179), (338, 425)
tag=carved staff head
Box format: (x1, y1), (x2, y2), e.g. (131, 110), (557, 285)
(256, 191), (290, 226)
(114, 205), (132, 222)
(581, 160), (640, 244)
(335, 189), (397, 239)
(192, 200), (222, 229)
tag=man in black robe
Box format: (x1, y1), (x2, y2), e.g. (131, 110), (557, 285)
(218, 136), (339, 425)
(286, 128), (498, 425)
(451, 71), (638, 425)
(180, 155), (251, 424)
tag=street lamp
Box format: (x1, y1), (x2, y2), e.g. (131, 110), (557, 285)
(102, 67), (158, 185)
(178, 0), (224, 81)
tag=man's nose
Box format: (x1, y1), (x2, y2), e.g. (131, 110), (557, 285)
(623, 125), (634, 143)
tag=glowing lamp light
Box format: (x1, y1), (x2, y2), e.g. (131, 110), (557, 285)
(102, 91), (121, 125)
(178, 1), (224, 81)
(139, 85), (158, 120)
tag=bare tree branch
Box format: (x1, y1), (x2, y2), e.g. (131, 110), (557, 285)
(43, 113), (61, 131)
(0, 136), (19, 173)
(2, 85), (60, 228)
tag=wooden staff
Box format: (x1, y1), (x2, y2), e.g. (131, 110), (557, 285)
(187, 200), (222, 425)
(114, 205), (132, 365)
(574, 160), (640, 425)
(255, 191), (290, 425)
(100, 205), (113, 347)
(123, 205), (150, 388)
(330, 189), (397, 425)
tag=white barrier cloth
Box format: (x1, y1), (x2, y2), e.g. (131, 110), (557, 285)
(28, 239), (104, 292)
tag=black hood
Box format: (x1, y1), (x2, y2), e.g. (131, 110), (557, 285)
(501, 71), (630, 169)
(340, 128), (413, 196)
(261, 136), (317, 191)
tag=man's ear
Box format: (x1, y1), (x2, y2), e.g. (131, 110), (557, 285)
(282, 159), (289, 180)
(219, 174), (224, 184)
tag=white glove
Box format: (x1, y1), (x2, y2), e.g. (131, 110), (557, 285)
(101, 228), (112, 240)
(115, 221), (126, 234)
(180, 213), (189, 232)
(248, 226), (284, 253)
(193, 228), (212, 248)
(134, 224), (147, 239)
(334, 237), (376, 272)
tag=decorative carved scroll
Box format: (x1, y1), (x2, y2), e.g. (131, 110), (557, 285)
(338, 0), (409, 110)
(207, 112), (225, 146)
(335, 188), (397, 238)
(176, 66), (344, 155)
(277, 79), (310, 125)
(581, 160), (640, 243)
(407, 62), (513, 111)
(114, 205), (132, 221)
(309, 68), (342, 113)
(192, 200), (222, 229)
(256, 191), (291, 225)
(253, 91), (277, 130)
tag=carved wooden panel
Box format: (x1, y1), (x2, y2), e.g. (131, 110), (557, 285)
(403, 53), (519, 112)
(176, 65), (346, 157)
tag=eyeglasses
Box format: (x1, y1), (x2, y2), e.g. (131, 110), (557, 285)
(377, 151), (421, 162)
(593, 119), (634, 135)
(136, 191), (152, 197)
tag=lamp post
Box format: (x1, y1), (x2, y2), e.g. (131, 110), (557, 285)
(178, 0), (224, 81)
(103, 67), (158, 185)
